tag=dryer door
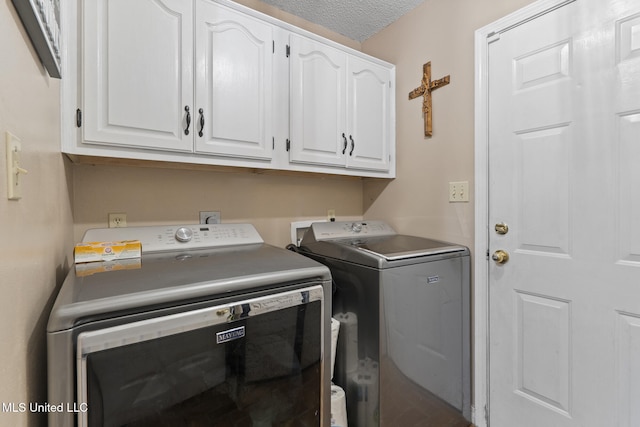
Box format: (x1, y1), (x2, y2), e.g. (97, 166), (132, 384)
(75, 285), (324, 426)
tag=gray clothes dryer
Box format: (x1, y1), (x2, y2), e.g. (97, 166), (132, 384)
(47, 224), (332, 427)
(299, 220), (471, 426)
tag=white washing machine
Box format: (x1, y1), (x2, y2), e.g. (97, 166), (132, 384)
(47, 223), (332, 427)
(298, 220), (471, 426)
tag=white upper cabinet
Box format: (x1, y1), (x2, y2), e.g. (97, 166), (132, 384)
(289, 34), (392, 172)
(83, 0), (272, 160)
(194, 1), (273, 160)
(347, 56), (392, 172)
(289, 34), (347, 167)
(64, 0), (395, 177)
(83, 0), (194, 152)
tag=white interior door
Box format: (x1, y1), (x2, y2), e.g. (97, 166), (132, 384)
(487, 0), (640, 426)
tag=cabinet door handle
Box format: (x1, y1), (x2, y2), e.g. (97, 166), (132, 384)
(198, 108), (204, 137)
(342, 133), (347, 154)
(349, 135), (355, 156)
(184, 106), (191, 135)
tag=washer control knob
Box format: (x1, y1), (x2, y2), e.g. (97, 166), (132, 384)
(351, 223), (363, 233)
(175, 227), (193, 243)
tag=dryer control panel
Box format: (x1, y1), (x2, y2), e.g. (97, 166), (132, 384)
(82, 224), (264, 253)
(305, 220), (396, 242)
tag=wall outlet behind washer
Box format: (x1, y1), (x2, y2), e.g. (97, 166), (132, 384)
(200, 211), (221, 224)
(108, 213), (127, 228)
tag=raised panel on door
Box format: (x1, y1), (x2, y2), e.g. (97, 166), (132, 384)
(83, 0), (193, 152)
(346, 57), (391, 172)
(289, 34), (347, 167)
(194, 1), (273, 160)
(616, 13), (640, 267)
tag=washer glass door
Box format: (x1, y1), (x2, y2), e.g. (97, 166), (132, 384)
(76, 286), (324, 426)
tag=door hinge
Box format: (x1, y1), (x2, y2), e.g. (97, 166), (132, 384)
(286, 139), (290, 151)
(487, 31), (501, 43)
(286, 44), (290, 58)
(273, 40), (275, 54)
(76, 108), (82, 128)
(486, 249), (490, 260)
(272, 137), (275, 150)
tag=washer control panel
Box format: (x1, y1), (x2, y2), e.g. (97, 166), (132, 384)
(82, 224), (264, 253)
(308, 220), (396, 241)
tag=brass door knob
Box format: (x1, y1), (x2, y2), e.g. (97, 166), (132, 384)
(495, 222), (509, 235)
(492, 250), (509, 264)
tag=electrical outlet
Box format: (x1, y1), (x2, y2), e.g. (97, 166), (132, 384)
(449, 181), (469, 203)
(200, 211), (221, 224)
(327, 209), (336, 222)
(108, 213), (127, 228)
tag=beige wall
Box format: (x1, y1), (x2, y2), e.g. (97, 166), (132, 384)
(0, 2), (74, 427)
(361, 0), (535, 250)
(72, 165), (363, 247)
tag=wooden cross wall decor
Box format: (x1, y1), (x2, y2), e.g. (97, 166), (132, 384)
(408, 61), (450, 137)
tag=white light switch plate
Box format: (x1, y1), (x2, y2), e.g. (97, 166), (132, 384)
(6, 132), (25, 200)
(449, 181), (469, 202)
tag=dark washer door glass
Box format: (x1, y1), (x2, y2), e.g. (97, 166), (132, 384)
(80, 293), (322, 426)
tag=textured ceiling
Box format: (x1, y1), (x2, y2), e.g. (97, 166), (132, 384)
(260, 0), (425, 42)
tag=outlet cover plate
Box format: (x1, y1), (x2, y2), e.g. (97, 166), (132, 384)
(449, 181), (469, 202)
(108, 213), (127, 228)
(6, 132), (23, 200)
(200, 211), (221, 224)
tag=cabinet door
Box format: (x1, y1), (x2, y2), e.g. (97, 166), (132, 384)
(346, 57), (392, 171)
(83, 0), (193, 152)
(194, 1), (273, 160)
(289, 34), (347, 167)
